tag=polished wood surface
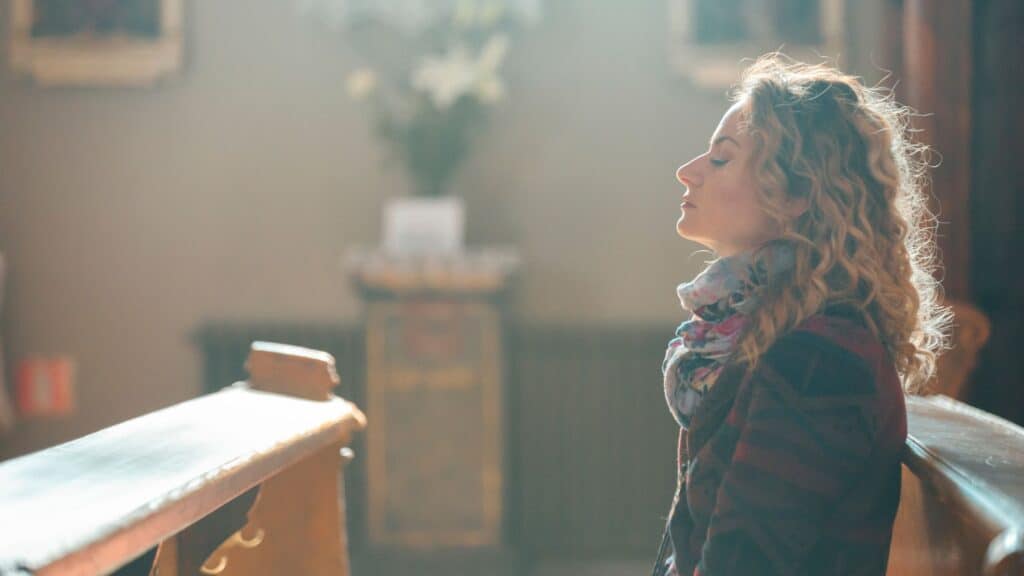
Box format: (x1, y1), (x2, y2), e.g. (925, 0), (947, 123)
(246, 341), (340, 401)
(0, 342), (365, 576)
(888, 394), (1024, 575)
(167, 438), (355, 576)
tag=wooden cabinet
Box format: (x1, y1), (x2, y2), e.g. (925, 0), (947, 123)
(348, 248), (517, 552)
(366, 299), (503, 547)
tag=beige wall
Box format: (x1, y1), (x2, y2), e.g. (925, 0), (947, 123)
(0, 0), (882, 455)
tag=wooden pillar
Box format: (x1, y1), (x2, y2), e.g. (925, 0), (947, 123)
(901, 0), (972, 301)
(968, 0), (1024, 425)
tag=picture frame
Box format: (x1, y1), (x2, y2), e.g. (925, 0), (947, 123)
(668, 0), (844, 88)
(8, 0), (183, 86)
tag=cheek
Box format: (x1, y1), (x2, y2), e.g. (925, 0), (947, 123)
(717, 182), (760, 215)
(718, 183), (772, 230)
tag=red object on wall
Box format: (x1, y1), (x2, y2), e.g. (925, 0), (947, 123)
(16, 357), (75, 417)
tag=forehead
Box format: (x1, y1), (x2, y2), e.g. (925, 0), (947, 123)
(713, 101), (751, 141)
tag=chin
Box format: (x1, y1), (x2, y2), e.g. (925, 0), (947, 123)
(676, 218), (694, 239)
(676, 221), (709, 249)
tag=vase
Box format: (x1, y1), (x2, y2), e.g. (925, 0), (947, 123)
(382, 195), (465, 256)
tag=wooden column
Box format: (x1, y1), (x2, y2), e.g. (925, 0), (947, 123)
(968, 0), (1024, 425)
(902, 0), (973, 300)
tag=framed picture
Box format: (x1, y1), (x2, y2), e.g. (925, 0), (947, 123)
(8, 0), (183, 86)
(668, 0), (844, 88)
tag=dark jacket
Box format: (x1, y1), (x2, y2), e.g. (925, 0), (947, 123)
(663, 313), (908, 576)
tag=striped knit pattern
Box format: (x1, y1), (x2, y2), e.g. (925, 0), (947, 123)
(666, 313), (908, 576)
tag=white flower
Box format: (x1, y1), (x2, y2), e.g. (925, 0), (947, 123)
(473, 34), (509, 102)
(411, 34), (510, 109)
(475, 76), (505, 103)
(412, 44), (479, 109)
(478, 33), (509, 71)
(346, 67), (377, 100)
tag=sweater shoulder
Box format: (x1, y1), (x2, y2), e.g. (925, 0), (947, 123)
(759, 314), (891, 398)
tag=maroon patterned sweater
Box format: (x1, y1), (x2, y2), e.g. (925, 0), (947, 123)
(665, 313), (908, 576)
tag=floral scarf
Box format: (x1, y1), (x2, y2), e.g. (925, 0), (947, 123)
(662, 243), (794, 428)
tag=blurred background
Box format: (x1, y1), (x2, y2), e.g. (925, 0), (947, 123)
(0, 0), (1020, 574)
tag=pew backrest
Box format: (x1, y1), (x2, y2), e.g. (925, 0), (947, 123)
(0, 342), (365, 576)
(889, 394), (1024, 576)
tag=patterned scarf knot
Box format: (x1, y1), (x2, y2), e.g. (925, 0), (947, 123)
(662, 243), (794, 427)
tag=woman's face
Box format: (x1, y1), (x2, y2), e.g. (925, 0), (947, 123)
(675, 101), (779, 257)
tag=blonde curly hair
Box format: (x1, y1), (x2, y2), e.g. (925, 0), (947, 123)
(732, 54), (952, 393)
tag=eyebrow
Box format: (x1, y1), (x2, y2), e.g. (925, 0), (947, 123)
(711, 135), (741, 148)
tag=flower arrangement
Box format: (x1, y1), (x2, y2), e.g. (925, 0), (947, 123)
(302, 0), (541, 197)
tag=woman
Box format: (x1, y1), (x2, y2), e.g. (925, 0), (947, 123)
(653, 55), (950, 576)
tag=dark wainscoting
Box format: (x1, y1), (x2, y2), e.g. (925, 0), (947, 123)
(194, 322), (678, 560)
(510, 325), (678, 559)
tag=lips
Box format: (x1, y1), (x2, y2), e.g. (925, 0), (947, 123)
(681, 199), (696, 208)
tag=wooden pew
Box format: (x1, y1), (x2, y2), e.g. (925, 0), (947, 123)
(888, 394), (1024, 576)
(0, 342), (366, 576)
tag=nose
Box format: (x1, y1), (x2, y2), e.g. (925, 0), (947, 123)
(676, 157), (701, 188)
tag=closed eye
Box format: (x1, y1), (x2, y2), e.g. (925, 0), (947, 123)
(710, 158), (729, 167)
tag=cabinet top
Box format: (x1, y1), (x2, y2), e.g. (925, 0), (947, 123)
(344, 246), (520, 297)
